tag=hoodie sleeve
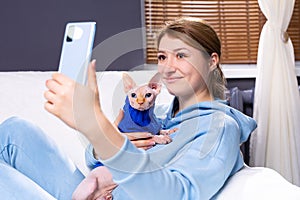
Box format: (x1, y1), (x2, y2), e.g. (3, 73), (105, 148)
(97, 112), (247, 200)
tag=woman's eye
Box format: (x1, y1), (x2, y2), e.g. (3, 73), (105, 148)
(177, 53), (185, 59)
(145, 93), (152, 98)
(131, 93), (137, 98)
(157, 54), (166, 61)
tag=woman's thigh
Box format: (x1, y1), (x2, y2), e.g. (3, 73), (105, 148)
(0, 117), (85, 199)
(0, 161), (57, 200)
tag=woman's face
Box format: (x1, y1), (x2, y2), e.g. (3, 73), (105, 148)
(157, 34), (210, 98)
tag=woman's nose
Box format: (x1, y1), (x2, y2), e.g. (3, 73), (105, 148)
(164, 55), (177, 71)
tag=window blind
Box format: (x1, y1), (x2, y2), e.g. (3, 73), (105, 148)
(144, 0), (300, 64)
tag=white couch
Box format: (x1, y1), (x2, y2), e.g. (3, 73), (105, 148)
(1, 71), (300, 199)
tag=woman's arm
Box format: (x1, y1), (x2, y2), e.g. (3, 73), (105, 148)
(98, 115), (242, 200)
(44, 60), (125, 160)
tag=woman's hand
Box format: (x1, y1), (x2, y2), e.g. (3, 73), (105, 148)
(114, 110), (156, 150)
(45, 60), (124, 160)
(44, 60), (101, 133)
(72, 166), (117, 200)
(44, 69), (77, 129)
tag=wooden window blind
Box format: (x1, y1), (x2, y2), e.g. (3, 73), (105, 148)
(144, 0), (300, 64)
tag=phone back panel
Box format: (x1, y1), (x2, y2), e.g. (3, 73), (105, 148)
(58, 22), (96, 84)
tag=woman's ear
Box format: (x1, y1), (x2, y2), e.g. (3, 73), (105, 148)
(209, 52), (219, 71)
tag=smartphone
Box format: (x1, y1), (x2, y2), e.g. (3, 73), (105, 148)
(58, 22), (96, 85)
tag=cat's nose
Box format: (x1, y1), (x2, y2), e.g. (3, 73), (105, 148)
(137, 98), (144, 104)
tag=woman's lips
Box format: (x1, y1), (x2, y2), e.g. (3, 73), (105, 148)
(163, 76), (182, 84)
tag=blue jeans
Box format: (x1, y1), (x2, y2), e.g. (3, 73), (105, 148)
(0, 117), (85, 200)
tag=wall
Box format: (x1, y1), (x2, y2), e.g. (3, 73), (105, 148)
(0, 0), (144, 71)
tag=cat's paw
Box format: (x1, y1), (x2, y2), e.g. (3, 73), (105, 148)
(159, 128), (178, 135)
(153, 135), (172, 144)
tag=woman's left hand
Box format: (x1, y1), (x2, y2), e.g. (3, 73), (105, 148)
(72, 166), (117, 200)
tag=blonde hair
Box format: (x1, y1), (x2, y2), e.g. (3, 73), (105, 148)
(157, 17), (227, 99)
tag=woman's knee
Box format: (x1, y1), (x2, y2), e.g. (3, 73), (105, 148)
(1, 116), (33, 129)
(0, 116), (49, 146)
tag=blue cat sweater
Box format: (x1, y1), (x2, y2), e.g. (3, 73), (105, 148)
(118, 97), (161, 135)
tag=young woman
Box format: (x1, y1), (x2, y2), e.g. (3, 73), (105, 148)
(0, 18), (256, 199)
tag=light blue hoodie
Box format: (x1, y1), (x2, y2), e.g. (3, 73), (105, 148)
(85, 99), (257, 200)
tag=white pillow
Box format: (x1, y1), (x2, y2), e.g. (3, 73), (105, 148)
(216, 165), (300, 200)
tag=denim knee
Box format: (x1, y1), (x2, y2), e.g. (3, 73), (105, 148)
(0, 116), (31, 128)
(0, 116), (49, 148)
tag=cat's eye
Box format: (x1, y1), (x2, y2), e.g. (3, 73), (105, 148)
(131, 93), (137, 98)
(145, 93), (152, 98)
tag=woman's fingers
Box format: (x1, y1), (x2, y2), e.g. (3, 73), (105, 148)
(45, 73), (75, 100)
(44, 71), (78, 128)
(123, 132), (156, 149)
(52, 72), (73, 87)
(124, 132), (153, 140)
(131, 139), (156, 150)
(44, 90), (57, 114)
(45, 78), (61, 96)
(153, 135), (172, 144)
(159, 128), (178, 135)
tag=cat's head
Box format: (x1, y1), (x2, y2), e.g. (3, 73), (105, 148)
(122, 73), (162, 111)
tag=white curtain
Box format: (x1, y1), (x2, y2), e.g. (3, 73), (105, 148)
(250, 0), (300, 186)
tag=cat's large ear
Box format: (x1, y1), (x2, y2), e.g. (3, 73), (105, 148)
(148, 73), (162, 95)
(122, 73), (137, 93)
